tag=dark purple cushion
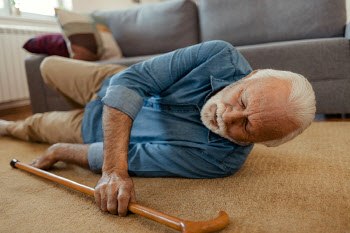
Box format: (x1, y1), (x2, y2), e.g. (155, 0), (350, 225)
(23, 33), (69, 57)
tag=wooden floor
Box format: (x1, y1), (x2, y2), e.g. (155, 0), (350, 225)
(0, 105), (33, 121)
(0, 105), (349, 122)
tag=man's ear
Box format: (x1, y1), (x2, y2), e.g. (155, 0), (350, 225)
(242, 69), (260, 80)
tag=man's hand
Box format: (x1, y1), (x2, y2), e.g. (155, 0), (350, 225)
(30, 143), (90, 170)
(94, 171), (136, 216)
(30, 144), (58, 170)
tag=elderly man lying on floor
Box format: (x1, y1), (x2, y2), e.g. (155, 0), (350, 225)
(0, 40), (316, 216)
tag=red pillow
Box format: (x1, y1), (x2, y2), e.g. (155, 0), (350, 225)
(23, 33), (69, 57)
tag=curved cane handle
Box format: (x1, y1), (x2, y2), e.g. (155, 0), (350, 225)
(180, 211), (230, 233)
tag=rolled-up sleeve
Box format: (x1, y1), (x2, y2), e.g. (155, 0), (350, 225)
(87, 142), (104, 173)
(102, 85), (143, 120)
(101, 40), (235, 119)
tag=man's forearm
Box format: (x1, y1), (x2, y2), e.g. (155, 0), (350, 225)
(51, 143), (90, 168)
(102, 105), (133, 174)
(31, 143), (90, 170)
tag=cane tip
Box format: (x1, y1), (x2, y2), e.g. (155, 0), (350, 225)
(10, 159), (19, 168)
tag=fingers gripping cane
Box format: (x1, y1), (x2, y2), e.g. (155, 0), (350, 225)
(10, 159), (230, 233)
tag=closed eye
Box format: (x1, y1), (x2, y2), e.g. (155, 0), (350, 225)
(240, 97), (246, 109)
(244, 118), (249, 132)
(241, 118), (249, 134)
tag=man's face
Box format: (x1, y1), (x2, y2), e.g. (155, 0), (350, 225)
(201, 73), (298, 145)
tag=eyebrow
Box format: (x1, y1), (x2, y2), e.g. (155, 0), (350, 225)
(242, 89), (250, 135)
(239, 88), (248, 111)
(242, 88), (249, 104)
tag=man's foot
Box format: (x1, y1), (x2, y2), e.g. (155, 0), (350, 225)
(0, 120), (13, 136)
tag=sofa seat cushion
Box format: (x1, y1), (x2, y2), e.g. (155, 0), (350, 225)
(199, 0), (346, 46)
(237, 37), (350, 114)
(93, 0), (199, 57)
(237, 37), (350, 82)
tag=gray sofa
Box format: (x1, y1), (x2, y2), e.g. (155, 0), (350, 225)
(25, 0), (350, 115)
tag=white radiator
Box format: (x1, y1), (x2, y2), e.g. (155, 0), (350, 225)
(0, 25), (59, 108)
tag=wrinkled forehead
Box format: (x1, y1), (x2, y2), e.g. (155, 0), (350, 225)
(248, 78), (291, 103)
(247, 78), (297, 138)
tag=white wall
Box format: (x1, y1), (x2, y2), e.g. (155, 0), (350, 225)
(72, 0), (163, 12)
(72, 0), (137, 12)
(0, 16), (58, 28)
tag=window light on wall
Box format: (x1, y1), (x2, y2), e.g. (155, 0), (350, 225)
(1, 0), (72, 17)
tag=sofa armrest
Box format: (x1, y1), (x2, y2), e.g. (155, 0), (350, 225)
(25, 54), (50, 113)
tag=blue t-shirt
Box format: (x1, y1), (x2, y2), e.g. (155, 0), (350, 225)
(82, 40), (254, 178)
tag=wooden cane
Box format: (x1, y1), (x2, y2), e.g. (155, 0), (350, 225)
(10, 159), (229, 233)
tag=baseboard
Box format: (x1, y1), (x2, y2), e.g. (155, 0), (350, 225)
(0, 99), (31, 111)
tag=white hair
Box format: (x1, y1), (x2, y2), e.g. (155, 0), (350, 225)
(248, 69), (316, 147)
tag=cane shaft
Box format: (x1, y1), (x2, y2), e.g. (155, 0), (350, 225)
(14, 161), (95, 196)
(12, 161), (182, 231)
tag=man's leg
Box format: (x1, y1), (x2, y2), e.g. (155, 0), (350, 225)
(0, 57), (127, 144)
(40, 56), (128, 108)
(4, 109), (84, 144)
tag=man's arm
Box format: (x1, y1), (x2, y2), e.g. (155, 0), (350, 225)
(94, 106), (135, 216)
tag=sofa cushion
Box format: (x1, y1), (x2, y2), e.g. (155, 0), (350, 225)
(55, 8), (103, 61)
(237, 37), (350, 114)
(55, 8), (123, 61)
(22, 33), (69, 57)
(93, 0), (199, 57)
(199, 0), (346, 46)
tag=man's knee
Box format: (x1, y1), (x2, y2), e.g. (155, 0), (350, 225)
(40, 56), (62, 85)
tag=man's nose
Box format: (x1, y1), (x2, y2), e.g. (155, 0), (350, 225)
(222, 106), (245, 124)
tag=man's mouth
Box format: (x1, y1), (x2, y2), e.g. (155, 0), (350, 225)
(211, 105), (218, 128)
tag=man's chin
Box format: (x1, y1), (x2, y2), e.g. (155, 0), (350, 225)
(226, 137), (253, 146)
(204, 123), (252, 146)
(214, 130), (253, 146)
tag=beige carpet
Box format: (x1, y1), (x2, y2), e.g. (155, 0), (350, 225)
(0, 122), (349, 233)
